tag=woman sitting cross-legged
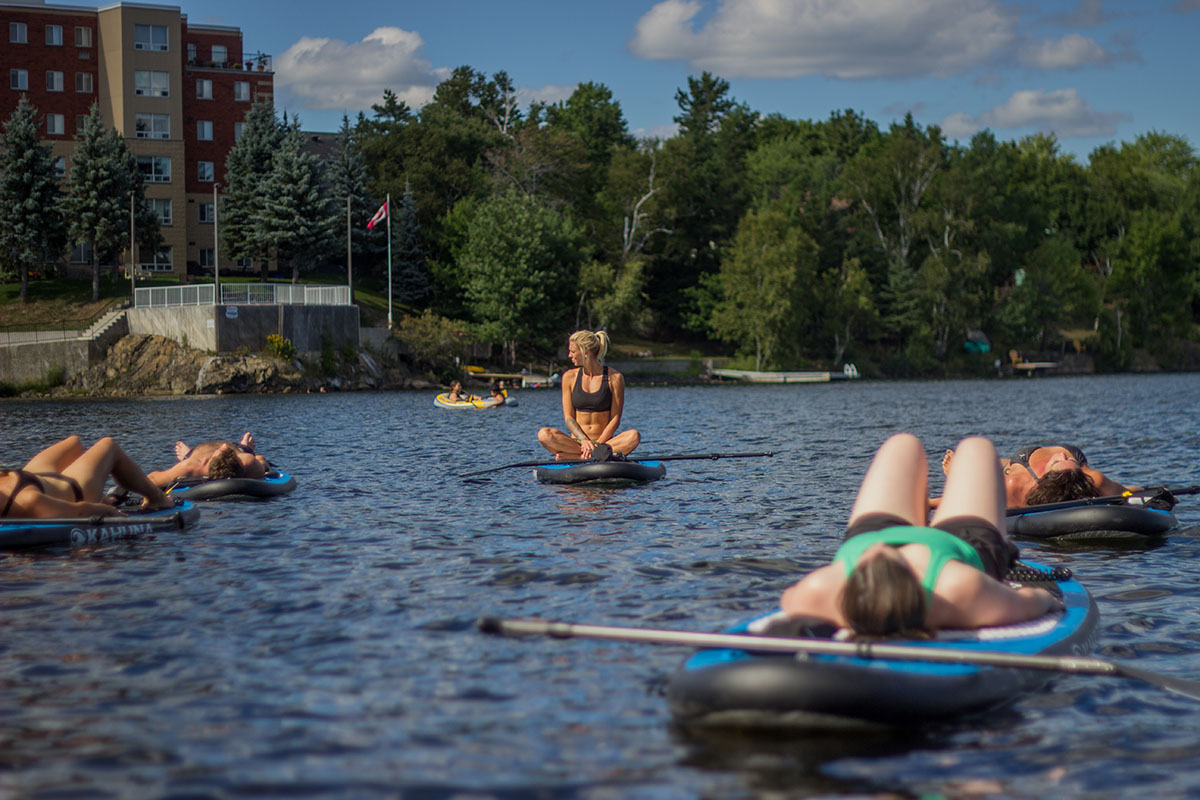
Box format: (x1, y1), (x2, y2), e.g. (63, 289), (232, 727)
(1, 436), (174, 519)
(780, 434), (1062, 638)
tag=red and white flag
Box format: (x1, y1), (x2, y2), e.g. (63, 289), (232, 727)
(367, 200), (388, 230)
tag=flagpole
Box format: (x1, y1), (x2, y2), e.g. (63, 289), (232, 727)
(386, 192), (392, 329)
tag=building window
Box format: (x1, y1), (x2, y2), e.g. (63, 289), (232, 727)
(46, 24), (62, 46)
(198, 161), (214, 182)
(196, 78), (212, 99)
(150, 198), (172, 225)
(75, 72), (93, 93)
(75, 26), (92, 47)
(134, 24), (168, 51)
(52, 156), (66, 178)
(46, 71), (64, 92)
(10, 69), (28, 90)
(234, 81), (249, 101)
(199, 248), (215, 267)
(137, 155), (171, 183)
(197, 120), (213, 140)
(233, 121), (245, 141)
(46, 114), (65, 135)
(70, 243), (93, 264)
(199, 202), (215, 223)
(76, 114), (87, 133)
(236, 257), (252, 269)
(142, 247), (173, 271)
(187, 42), (196, 62)
(212, 44), (227, 63)
(10, 22), (26, 43)
(135, 113), (170, 140)
(135, 70), (170, 97)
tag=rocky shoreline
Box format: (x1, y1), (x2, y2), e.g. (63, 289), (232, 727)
(31, 334), (438, 398)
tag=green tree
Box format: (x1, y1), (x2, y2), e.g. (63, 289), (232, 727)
(223, 101), (283, 280)
(0, 96), (63, 301)
(710, 203), (818, 370)
(392, 181), (431, 307)
(65, 104), (154, 301)
(258, 117), (334, 282)
(326, 114), (378, 292)
(460, 189), (585, 362)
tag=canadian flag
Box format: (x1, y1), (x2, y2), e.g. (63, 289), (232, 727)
(367, 200), (388, 230)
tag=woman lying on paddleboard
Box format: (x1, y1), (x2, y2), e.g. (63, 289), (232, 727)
(780, 433), (1062, 638)
(1, 435), (173, 518)
(537, 330), (640, 460)
(942, 444), (1132, 507)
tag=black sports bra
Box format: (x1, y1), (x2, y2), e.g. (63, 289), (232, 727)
(1009, 445), (1088, 480)
(571, 366), (612, 412)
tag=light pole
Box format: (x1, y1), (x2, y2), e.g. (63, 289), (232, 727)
(213, 182), (220, 301)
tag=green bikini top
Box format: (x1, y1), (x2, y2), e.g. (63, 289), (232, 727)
(834, 526), (985, 597)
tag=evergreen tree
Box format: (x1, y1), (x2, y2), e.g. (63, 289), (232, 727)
(392, 181), (430, 307)
(326, 115), (377, 290)
(0, 96), (63, 302)
(223, 101), (283, 280)
(65, 104), (150, 301)
(258, 118), (334, 282)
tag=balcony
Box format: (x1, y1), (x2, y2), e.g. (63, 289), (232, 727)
(185, 51), (273, 73)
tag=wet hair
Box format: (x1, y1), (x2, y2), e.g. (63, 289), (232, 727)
(569, 330), (610, 362)
(840, 550), (932, 639)
(206, 446), (244, 481)
(1025, 468), (1100, 506)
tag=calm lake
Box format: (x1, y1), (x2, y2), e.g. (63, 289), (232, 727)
(3, 374), (1200, 798)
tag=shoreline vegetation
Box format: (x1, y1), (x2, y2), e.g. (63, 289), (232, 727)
(3, 279), (1198, 400)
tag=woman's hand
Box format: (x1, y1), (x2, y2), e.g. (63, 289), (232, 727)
(578, 438), (597, 459)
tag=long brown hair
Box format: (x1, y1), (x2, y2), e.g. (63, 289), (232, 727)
(1026, 468), (1099, 505)
(840, 551), (932, 639)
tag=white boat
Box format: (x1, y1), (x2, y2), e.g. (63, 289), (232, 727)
(711, 364), (859, 383)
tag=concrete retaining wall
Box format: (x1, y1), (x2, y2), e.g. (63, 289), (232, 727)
(128, 304), (360, 353)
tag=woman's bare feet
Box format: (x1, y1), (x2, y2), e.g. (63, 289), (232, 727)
(941, 449), (954, 475)
(239, 432), (255, 453)
(175, 441), (191, 461)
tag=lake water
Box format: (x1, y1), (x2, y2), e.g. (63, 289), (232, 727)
(3, 374), (1200, 798)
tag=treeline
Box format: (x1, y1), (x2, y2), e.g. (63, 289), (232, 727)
(343, 68), (1200, 373)
(5, 69), (1200, 374)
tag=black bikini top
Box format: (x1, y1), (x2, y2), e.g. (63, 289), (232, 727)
(571, 366), (612, 412)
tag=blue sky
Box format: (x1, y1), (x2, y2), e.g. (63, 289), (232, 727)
(183, 0), (1200, 162)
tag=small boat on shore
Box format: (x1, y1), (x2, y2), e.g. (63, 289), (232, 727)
(711, 364), (859, 383)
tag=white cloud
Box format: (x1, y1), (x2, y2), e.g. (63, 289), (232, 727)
(1017, 33), (1109, 69)
(274, 27), (446, 112)
(628, 0), (1018, 79)
(941, 88), (1131, 138)
(518, 84), (577, 108)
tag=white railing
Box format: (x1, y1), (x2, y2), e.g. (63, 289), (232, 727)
(135, 285), (216, 307)
(134, 284), (351, 308)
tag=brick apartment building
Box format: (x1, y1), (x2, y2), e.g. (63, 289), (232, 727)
(1, 0), (273, 280)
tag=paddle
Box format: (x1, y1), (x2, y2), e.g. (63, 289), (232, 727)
(458, 451), (774, 479)
(478, 617), (1200, 702)
(1006, 485), (1200, 516)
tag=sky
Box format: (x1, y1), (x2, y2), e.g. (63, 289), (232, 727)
(178, 0), (1200, 162)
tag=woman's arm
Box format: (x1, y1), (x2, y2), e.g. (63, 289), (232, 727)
(1084, 466), (1130, 496)
(933, 562), (1061, 628)
(561, 369), (598, 457)
(779, 564), (847, 624)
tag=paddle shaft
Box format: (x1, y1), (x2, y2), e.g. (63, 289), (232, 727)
(459, 451), (773, 478)
(479, 617), (1200, 701)
(1006, 484), (1200, 516)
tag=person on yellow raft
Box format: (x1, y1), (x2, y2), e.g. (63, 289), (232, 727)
(537, 330), (640, 460)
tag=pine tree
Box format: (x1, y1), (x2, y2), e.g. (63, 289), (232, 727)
(257, 118), (334, 282)
(326, 114), (377, 291)
(392, 181), (430, 306)
(65, 104), (149, 301)
(223, 101), (283, 280)
(0, 96), (64, 302)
